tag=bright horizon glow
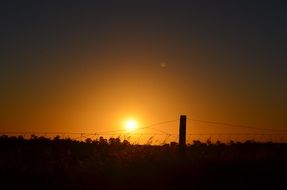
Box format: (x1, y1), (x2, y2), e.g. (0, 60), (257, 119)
(124, 119), (138, 132)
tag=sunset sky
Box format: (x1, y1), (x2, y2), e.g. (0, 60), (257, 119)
(0, 0), (286, 135)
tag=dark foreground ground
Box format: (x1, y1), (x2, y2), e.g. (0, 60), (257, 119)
(0, 136), (287, 190)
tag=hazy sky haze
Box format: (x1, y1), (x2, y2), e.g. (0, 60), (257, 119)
(1, 0), (286, 134)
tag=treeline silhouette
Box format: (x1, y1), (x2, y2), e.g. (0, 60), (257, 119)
(1, 135), (287, 190)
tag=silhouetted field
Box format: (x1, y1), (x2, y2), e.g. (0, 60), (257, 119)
(1, 135), (287, 190)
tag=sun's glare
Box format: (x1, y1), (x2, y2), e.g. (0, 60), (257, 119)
(124, 119), (138, 132)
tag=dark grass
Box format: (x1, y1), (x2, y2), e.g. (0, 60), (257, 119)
(0, 135), (287, 190)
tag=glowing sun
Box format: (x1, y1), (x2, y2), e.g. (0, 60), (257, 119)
(124, 119), (138, 132)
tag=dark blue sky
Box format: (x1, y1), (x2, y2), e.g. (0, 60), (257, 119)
(1, 0), (287, 132)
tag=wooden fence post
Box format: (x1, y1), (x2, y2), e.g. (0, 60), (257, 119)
(179, 115), (187, 152)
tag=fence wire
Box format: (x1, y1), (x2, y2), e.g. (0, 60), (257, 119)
(1, 118), (287, 144)
(1, 132), (287, 144)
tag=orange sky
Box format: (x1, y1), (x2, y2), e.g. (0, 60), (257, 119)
(1, 1), (287, 138)
(1, 51), (286, 136)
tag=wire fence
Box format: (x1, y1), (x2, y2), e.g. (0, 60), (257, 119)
(1, 132), (287, 144)
(1, 117), (287, 144)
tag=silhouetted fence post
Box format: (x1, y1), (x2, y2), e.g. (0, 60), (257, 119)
(179, 115), (186, 153)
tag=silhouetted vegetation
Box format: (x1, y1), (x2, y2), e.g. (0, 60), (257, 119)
(1, 135), (287, 189)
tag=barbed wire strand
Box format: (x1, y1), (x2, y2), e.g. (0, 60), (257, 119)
(187, 118), (287, 132)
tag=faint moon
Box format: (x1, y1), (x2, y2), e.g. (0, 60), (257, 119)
(160, 62), (167, 68)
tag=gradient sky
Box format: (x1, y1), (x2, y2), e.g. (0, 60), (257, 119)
(1, 0), (287, 134)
